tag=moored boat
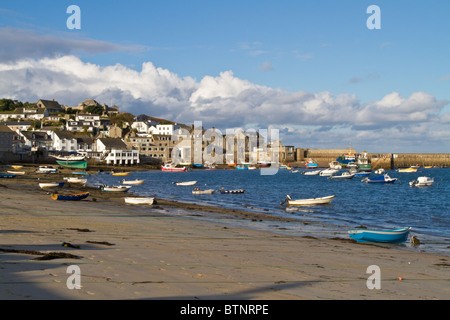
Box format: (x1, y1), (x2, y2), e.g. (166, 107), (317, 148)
(398, 167), (417, 173)
(7, 171), (25, 175)
(100, 185), (132, 192)
(39, 182), (64, 188)
(348, 227), (412, 243)
(124, 197), (155, 205)
(63, 177), (87, 184)
(328, 172), (355, 180)
(121, 179), (145, 185)
(374, 168), (385, 174)
(0, 172), (16, 178)
(161, 163), (188, 172)
(173, 180), (197, 186)
(192, 188), (215, 195)
(111, 172), (130, 176)
(409, 176), (434, 187)
(281, 195), (335, 206)
(305, 159), (318, 169)
(319, 168), (339, 176)
(362, 174), (397, 184)
(51, 192), (89, 201)
(302, 169), (321, 176)
(36, 166), (57, 173)
(218, 188), (245, 194)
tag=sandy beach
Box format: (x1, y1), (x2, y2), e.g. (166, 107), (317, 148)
(0, 166), (449, 300)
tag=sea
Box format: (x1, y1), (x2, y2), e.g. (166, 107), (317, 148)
(87, 167), (450, 255)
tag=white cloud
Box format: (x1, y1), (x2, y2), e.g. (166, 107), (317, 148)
(0, 55), (448, 152)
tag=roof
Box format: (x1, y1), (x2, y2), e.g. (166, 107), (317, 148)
(0, 124), (14, 133)
(38, 99), (62, 110)
(98, 137), (128, 149)
(53, 131), (76, 140)
(21, 131), (51, 141)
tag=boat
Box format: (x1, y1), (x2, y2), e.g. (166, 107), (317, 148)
(329, 172), (355, 180)
(0, 172), (16, 178)
(354, 171), (371, 177)
(11, 165), (23, 170)
(124, 197), (155, 205)
(173, 180), (197, 186)
(52, 154), (88, 169)
(409, 176), (434, 187)
(218, 188), (245, 194)
(36, 166), (57, 173)
(63, 177), (87, 184)
(111, 172), (130, 176)
(192, 163), (204, 168)
(192, 188), (215, 195)
(356, 152), (372, 171)
(398, 167), (417, 173)
(281, 195), (335, 206)
(362, 174), (397, 184)
(161, 163), (188, 172)
(236, 165), (248, 170)
(305, 159), (318, 169)
(348, 227), (412, 243)
(72, 171), (88, 175)
(319, 168), (339, 176)
(100, 185), (132, 192)
(7, 171), (25, 175)
(329, 161), (342, 170)
(121, 179), (145, 185)
(336, 145), (357, 167)
(51, 192), (89, 201)
(374, 168), (385, 174)
(39, 182), (65, 188)
(302, 170), (321, 176)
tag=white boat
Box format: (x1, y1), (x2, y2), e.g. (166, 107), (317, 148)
(7, 170), (25, 175)
(329, 161), (342, 170)
(39, 182), (64, 188)
(319, 168), (339, 176)
(410, 176), (434, 187)
(51, 154), (86, 161)
(192, 188), (215, 195)
(302, 170), (321, 176)
(36, 166), (57, 173)
(124, 197), (155, 205)
(374, 168), (385, 174)
(329, 172), (355, 180)
(161, 163), (188, 172)
(121, 179), (145, 185)
(101, 185), (132, 192)
(281, 195), (335, 206)
(173, 180), (197, 186)
(63, 177), (87, 184)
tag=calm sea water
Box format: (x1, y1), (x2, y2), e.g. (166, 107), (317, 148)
(87, 167), (450, 254)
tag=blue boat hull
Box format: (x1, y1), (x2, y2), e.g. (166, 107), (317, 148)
(348, 227), (412, 243)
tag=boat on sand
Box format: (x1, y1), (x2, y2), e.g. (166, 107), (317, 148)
(348, 227), (412, 243)
(280, 195), (335, 206)
(124, 197), (155, 205)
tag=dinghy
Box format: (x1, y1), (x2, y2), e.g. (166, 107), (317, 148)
(348, 227), (412, 243)
(121, 179), (145, 185)
(218, 188), (245, 194)
(302, 170), (321, 176)
(100, 185), (132, 192)
(328, 172), (355, 180)
(39, 182), (64, 188)
(362, 174), (397, 184)
(173, 180), (197, 186)
(51, 192), (89, 201)
(124, 197), (155, 205)
(63, 177), (87, 184)
(192, 188), (215, 195)
(281, 195), (335, 206)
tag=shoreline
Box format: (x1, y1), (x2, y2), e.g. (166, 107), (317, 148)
(0, 168), (449, 299)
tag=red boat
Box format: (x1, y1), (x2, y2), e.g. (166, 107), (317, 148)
(161, 163), (188, 172)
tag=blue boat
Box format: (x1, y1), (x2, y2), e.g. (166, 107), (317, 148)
(363, 174), (397, 184)
(0, 173), (16, 178)
(354, 171), (370, 177)
(51, 192), (90, 201)
(348, 227), (412, 243)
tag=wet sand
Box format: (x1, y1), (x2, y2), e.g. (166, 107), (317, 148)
(0, 165), (449, 300)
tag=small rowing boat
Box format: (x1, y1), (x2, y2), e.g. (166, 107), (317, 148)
(39, 182), (64, 188)
(398, 167), (417, 173)
(7, 171), (25, 175)
(218, 188), (244, 194)
(348, 227), (412, 243)
(36, 166), (57, 174)
(173, 180), (197, 186)
(192, 188), (215, 195)
(101, 185), (132, 192)
(281, 195), (335, 206)
(51, 192), (89, 201)
(121, 179), (145, 185)
(124, 197), (155, 205)
(111, 172), (130, 176)
(63, 177), (87, 184)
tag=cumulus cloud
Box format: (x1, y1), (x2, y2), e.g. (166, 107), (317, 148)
(0, 54), (448, 152)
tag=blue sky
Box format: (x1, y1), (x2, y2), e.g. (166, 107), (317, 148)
(1, 0), (449, 152)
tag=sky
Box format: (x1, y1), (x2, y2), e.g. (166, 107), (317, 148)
(0, 0), (449, 153)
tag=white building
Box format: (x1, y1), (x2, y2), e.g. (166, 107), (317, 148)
(149, 124), (180, 136)
(96, 138), (139, 165)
